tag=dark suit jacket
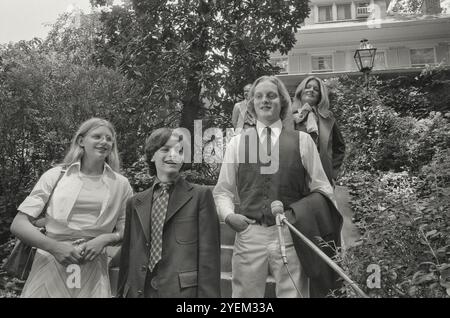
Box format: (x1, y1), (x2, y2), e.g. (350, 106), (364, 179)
(289, 191), (343, 298)
(295, 114), (346, 183)
(117, 177), (221, 298)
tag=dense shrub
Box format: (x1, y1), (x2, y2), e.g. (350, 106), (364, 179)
(377, 64), (450, 118)
(0, 240), (21, 297)
(329, 69), (450, 175)
(0, 40), (140, 231)
(340, 155), (450, 297)
(326, 65), (450, 298)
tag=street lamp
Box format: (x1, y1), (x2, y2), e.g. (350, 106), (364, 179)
(354, 39), (377, 88)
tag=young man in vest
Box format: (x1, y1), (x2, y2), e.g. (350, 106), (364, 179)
(117, 128), (221, 298)
(214, 76), (342, 298)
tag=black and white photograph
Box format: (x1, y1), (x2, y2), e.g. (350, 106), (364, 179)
(0, 0), (449, 302)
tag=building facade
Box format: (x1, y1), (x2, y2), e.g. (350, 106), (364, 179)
(273, 0), (450, 91)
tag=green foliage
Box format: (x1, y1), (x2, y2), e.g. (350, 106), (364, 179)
(0, 13), (141, 233)
(376, 64), (450, 118)
(91, 0), (310, 134)
(328, 69), (450, 174)
(0, 240), (21, 298)
(327, 67), (450, 298)
(390, 0), (427, 14)
(340, 162), (450, 297)
(389, 0), (449, 15)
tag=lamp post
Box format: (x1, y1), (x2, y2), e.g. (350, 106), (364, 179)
(354, 39), (377, 89)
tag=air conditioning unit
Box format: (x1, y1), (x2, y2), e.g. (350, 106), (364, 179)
(356, 5), (371, 17)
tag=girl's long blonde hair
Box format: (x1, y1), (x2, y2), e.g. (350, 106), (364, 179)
(62, 118), (120, 171)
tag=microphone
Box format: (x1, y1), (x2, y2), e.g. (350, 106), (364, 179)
(271, 201), (287, 264)
(271, 200), (284, 216)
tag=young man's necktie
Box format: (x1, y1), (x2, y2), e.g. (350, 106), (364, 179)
(265, 126), (272, 156)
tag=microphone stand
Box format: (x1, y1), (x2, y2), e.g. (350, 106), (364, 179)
(275, 214), (288, 265)
(278, 213), (369, 298)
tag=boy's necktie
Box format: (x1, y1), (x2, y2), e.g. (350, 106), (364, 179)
(148, 183), (171, 272)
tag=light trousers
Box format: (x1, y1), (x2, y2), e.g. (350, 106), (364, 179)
(231, 223), (309, 298)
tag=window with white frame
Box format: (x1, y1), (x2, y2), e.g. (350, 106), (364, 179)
(373, 51), (386, 70)
(311, 55), (333, 73)
(337, 3), (352, 20)
(318, 5), (333, 22)
(410, 48), (435, 66)
(270, 57), (289, 73)
(356, 2), (370, 17)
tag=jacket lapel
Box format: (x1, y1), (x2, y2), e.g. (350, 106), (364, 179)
(164, 178), (193, 224)
(318, 116), (334, 155)
(134, 187), (154, 243)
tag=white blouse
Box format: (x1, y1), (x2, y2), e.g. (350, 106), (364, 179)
(18, 162), (133, 238)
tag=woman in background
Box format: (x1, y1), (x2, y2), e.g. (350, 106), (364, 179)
(292, 76), (346, 185)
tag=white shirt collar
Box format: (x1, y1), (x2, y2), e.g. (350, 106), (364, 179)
(67, 161), (115, 178)
(256, 119), (282, 141)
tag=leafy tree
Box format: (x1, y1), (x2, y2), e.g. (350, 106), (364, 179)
(40, 10), (157, 166)
(387, 0), (449, 14)
(42, 11), (100, 66)
(91, 0), (310, 136)
(327, 65), (450, 174)
(0, 13), (138, 235)
(387, 0), (425, 14)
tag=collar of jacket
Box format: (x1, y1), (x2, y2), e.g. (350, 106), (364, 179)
(134, 176), (194, 243)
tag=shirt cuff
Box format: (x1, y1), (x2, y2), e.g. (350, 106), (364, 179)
(220, 210), (234, 223)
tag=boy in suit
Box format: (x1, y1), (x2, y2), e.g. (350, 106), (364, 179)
(117, 128), (221, 298)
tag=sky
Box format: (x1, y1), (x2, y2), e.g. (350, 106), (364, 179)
(0, 0), (93, 44)
(1, 0), (449, 45)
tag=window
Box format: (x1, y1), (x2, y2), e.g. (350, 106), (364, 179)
(356, 2), (370, 17)
(410, 48), (435, 66)
(312, 55), (333, 73)
(270, 57), (289, 73)
(373, 52), (386, 70)
(318, 5), (333, 22)
(337, 4), (352, 20)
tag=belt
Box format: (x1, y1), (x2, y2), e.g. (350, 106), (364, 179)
(253, 219), (275, 227)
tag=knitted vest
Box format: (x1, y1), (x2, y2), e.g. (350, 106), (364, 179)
(237, 128), (306, 226)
